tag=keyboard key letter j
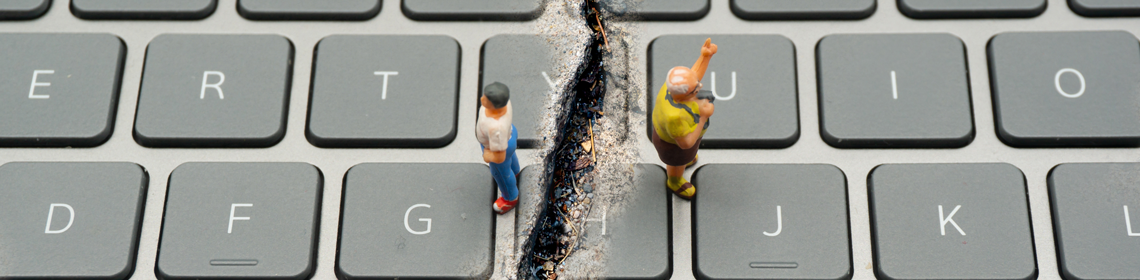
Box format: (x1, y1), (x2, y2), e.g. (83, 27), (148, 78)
(763, 205), (782, 237)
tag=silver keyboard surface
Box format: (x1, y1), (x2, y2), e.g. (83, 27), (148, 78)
(1, 0), (1139, 280)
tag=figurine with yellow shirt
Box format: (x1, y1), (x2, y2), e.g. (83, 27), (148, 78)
(650, 38), (717, 200)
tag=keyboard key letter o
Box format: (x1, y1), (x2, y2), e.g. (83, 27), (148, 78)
(1054, 68), (1085, 98)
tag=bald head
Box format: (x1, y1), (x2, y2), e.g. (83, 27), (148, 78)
(666, 66), (699, 97)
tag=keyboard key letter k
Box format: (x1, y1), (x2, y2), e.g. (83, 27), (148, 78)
(939, 205), (965, 236)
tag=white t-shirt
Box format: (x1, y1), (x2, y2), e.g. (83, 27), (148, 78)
(476, 102), (513, 152)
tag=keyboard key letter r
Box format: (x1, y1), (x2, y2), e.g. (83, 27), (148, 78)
(201, 71), (225, 99)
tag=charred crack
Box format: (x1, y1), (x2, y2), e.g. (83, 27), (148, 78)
(517, 1), (609, 279)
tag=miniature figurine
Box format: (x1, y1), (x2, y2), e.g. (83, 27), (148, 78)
(651, 38), (717, 200)
(478, 82), (520, 214)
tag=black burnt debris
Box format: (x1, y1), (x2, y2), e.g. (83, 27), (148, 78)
(517, 1), (609, 279)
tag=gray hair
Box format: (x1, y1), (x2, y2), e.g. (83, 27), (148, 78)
(483, 82), (510, 108)
(666, 68), (691, 95)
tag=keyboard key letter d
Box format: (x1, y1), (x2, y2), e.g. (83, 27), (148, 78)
(44, 203), (74, 234)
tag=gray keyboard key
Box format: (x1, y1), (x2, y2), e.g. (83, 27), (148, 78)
(899, 0), (1046, 18)
(0, 0), (49, 20)
(600, 0), (709, 20)
(237, 0), (381, 20)
(156, 162), (321, 280)
(1048, 163), (1140, 280)
(1069, 0), (1140, 16)
(516, 164), (671, 279)
(308, 35), (459, 148)
(648, 35), (799, 148)
(338, 163), (494, 279)
(731, 0), (875, 20)
(869, 163), (1036, 280)
(0, 162), (147, 279)
(71, 0), (216, 20)
(817, 34), (974, 148)
(988, 31), (1140, 147)
(481, 35), (553, 148)
(401, 0), (541, 20)
(692, 164), (850, 280)
(0, 33), (124, 147)
(135, 34), (292, 147)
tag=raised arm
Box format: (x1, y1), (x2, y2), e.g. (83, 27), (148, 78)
(690, 38), (718, 82)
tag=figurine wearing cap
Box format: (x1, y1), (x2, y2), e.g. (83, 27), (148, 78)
(650, 38), (717, 200)
(478, 82), (520, 214)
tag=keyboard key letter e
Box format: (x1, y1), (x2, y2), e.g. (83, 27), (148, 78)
(28, 70), (54, 99)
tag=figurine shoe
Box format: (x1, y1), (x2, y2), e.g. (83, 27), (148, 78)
(494, 197), (518, 214)
(667, 180), (696, 200)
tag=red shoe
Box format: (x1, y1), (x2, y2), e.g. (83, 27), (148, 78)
(494, 197), (518, 214)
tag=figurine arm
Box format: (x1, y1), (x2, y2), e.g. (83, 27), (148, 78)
(674, 98), (714, 149)
(484, 147), (506, 164)
(483, 126), (507, 164)
(674, 115), (708, 150)
(690, 38), (717, 82)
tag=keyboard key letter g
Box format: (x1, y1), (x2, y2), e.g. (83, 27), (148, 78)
(404, 204), (431, 235)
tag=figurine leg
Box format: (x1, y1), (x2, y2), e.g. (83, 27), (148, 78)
(650, 128), (698, 200)
(665, 164), (695, 200)
(509, 126), (521, 176)
(491, 162), (518, 201)
(492, 127), (520, 214)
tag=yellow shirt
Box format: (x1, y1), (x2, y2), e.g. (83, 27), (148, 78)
(652, 84), (705, 144)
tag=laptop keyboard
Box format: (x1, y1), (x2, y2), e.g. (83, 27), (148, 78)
(1, 0), (1139, 280)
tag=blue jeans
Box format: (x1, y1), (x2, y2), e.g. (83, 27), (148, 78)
(482, 125), (520, 201)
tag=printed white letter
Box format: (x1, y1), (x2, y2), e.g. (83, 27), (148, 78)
(585, 205), (608, 236)
(1054, 68), (1085, 98)
(542, 71), (558, 91)
(201, 71), (225, 99)
(374, 71), (399, 100)
(228, 203), (252, 234)
(29, 70), (54, 99)
(1126, 206), (1135, 236)
(709, 71), (737, 101)
(44, 203), (74, 234)
(404, 204), (431, 235)
(763, 205), (783, 237)
(891, 71), (898, 100)
(939, 205), (965, 236)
